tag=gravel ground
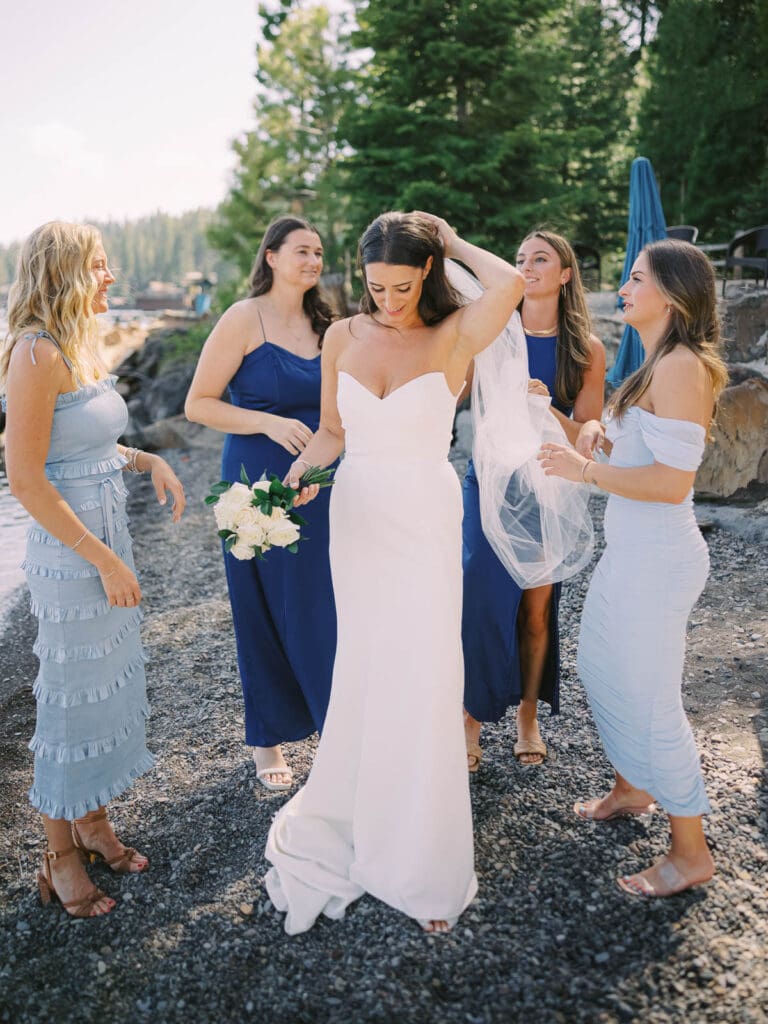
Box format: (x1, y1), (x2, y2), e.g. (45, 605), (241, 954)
(0, 439), (766, 1024)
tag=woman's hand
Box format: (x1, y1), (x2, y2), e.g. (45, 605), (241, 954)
(412, 212), (460, 257)
(575, 419), (606, 460)
(528, 378), (550, 398)
(265, 414), (314, 456)
(284, 460), (320, 507)
(98, 558), (142, 608)
(148, 455), (186, 522)
(538, 442), (590, 484)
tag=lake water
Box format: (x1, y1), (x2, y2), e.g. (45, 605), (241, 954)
(0, 467), (30, 621)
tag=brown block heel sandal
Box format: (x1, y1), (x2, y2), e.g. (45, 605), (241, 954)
(71, 808), (149, 874)
(37, 847), (114, 918)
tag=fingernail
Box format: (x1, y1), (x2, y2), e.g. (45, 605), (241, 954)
(160, 499), (166, 505)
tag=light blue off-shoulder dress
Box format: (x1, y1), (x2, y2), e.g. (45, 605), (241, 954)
(577, 407), (711, 816)
(15, 331), (153, 820)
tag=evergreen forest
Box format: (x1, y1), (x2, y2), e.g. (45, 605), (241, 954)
(1, 0), (766, 297)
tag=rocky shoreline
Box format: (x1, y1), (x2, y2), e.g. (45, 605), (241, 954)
(0, 434), (766, 1024)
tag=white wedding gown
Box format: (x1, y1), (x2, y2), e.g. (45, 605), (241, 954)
(265, 370), (478, 934)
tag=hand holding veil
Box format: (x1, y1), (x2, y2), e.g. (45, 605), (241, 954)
(446, 260), (594, 588)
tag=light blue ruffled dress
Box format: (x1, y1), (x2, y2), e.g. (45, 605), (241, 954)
(13, 331), (153, 820)
(577, 407), (711, 817)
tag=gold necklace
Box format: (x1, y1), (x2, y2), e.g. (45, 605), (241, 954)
(523, 322), (558, 336)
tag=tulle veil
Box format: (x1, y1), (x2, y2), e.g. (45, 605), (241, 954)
(446, 259), (594, 588)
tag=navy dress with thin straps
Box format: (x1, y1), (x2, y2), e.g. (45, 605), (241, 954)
(462, 332), (571, 722)
(221, 335), (336, 746)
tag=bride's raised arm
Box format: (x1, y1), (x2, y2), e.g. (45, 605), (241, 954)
(415, 213), (524, 359)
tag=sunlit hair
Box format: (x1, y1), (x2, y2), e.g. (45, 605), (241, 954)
(357, 212), (464, 325)
(0, 221), (106, 390)
(247, 215), (334, 343)
(609, 239), (728, 421)
(518, 230), (593, 408)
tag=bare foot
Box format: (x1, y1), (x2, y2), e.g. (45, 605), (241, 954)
(43, 853), (115, 917)
(72, 813), (149, 873)
(618, 852), (715, 898)
(574, 791), (656, 822)
(422, 919), (451, 933)
(252, 745), (293, 789)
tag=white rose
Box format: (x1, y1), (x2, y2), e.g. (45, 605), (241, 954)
(233, 506), (269, 548)
(229, 539), (256, 561)
(252, 479), (271, 492)
(214, 482), (253, 531)
(266, 517), (301, 548)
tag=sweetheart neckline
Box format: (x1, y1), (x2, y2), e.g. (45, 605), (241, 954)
(338, 370), (459, 402)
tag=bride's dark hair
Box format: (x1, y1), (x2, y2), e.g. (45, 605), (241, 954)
(357, 212), (464, 325)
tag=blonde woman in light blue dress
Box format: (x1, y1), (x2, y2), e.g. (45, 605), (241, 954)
(539, 240), (728, 899)
(1, 222), (185, 918)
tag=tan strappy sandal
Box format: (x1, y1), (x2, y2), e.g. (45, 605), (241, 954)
(71, 808), (149, 874)
(466, 741), (483, 773)
(37, 846), (114, 918)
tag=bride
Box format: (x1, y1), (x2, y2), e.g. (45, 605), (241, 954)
(264, 211), (524, 933)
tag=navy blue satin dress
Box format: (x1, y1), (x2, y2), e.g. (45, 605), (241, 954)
(462, 333), (572, 723)
(222, 342), (336, 746)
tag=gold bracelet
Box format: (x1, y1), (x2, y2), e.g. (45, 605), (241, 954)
(581, 461), (594, 485)
(71, 529), (89, 550)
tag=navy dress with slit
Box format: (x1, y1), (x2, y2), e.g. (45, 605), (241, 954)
(221, 341), (336, 746)
(462, 333), (572, 722)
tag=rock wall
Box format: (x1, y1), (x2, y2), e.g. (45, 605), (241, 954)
(697, 377), (768, 499)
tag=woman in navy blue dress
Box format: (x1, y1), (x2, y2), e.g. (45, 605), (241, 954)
(463, 231), (605, 768)
(186, 217), (337, 790)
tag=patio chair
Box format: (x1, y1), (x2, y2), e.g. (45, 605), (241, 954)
(721, 224), (768, 295)
(573, 243), (601, 290)
(666, 225), (699, 243)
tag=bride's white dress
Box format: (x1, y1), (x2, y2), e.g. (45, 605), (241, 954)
(265, 370), (477, 934)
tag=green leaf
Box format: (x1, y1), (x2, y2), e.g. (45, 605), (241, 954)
(287, 543), (299, 554)
(210, 481), (231, 495)
(224, 535), (237, 552)
(217, 529), (234, 539)
(240, 464), (251, 486)
(288, 511), (308, 526)
(204, 494), (220, 506)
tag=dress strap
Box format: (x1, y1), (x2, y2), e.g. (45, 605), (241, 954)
(24, 330), (75, 373)
(256, 309), (267, 344)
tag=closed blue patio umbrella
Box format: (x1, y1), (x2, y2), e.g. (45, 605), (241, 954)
(608, 157), (668, 386)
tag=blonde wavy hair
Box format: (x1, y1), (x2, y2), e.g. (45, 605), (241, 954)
(0, 221), (106, 390)
(609, 239), (728, 421)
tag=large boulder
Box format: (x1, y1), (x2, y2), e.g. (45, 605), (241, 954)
(696, 377), (768, 498)
(720, 289), (768, 364)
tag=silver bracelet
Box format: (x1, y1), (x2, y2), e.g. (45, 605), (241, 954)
(294, 459), (311, 473)
(71, 529), (89, 550)
(124, 447), (144, 473)
(101, 569), (116, 579)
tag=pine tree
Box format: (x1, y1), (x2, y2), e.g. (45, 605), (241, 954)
(208, 3), (353, 278)
(341, 0), (633, 260)
(638, 0), (768, 238)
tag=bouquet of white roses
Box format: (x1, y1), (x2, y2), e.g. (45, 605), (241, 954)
(206, 464), (334, 561)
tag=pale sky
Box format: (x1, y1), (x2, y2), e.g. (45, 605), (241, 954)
(0, 0), (261, 245)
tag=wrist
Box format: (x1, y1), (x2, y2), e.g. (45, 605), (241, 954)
(137, 451), (157, 473)
(581, 460), (596, 486)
